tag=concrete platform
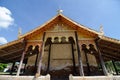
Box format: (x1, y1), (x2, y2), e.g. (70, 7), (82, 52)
(0, 74), (50, 80)
(0, 75), (120, 80)
(69, 75), (120, 80)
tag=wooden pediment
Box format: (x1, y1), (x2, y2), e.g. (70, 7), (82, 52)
(20, 14), (100, 40)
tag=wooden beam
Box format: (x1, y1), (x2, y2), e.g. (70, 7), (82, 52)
(8, 57), (21, 62)
(11, 45), (17, 49)
(0, 49), (9, 54)
(6, 54), (22, 60)
(99, 45), (120, 54)
(101, 49), (120, 59)
(100, 47), (119, 54)
(99, 40), (120, 49)
(0, 48), (24, 57)
(11, 54), (35, 64)
(102, 54), (120, 61)
(98, 43), (120, 52)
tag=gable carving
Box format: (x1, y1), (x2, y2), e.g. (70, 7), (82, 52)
(46, 24), (74, 32)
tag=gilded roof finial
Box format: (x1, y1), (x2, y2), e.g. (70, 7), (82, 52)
(18, 27), (22, 39)
(100, 25), (104, 35)
(57, 9), (63, 14)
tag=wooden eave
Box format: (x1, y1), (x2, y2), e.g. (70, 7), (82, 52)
(19, 13), (100, 39)
(0, 38), (25, 63)
(97, 35), (120, 61)
(99, 35), (120, 44)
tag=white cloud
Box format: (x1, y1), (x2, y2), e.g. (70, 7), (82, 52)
(0, 37), (7, 45)
(0, 6), (14, 29)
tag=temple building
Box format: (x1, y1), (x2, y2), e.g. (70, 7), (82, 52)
(0, 12), (120, 80)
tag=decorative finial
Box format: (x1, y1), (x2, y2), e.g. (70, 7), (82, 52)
(100, 25), (104, 35)
(57, 9), (63, 14)
(18, 27), (22, 38)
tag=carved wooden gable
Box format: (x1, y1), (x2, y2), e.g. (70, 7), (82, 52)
(23, 14), (98, 41)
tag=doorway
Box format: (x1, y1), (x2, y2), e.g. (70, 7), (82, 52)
(45, 36), (76, 80)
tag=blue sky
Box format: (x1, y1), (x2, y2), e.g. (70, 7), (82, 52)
(0, 0), (120, 44)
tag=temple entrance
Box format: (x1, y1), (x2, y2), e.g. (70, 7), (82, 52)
(44, 36), (76, 80)
(50, 43), (72, 80)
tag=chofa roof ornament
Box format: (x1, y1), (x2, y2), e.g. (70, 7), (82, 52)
(99, 25), (104, 35)
(18, 27), (22, 39)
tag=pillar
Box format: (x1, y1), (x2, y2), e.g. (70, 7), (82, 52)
(36, 32), (46, 76)
(95, 40), (108, 76)
(10, 62), (15, 75)
(16, 51), (26, 76)
(46, 43), (51, 74)
(84, 51), (91, 76)
(75, 31), (84, 76)
(37, 43), (43, 75)
(35, 52), (39, 68)
(24, 60), (27, 73)
(71, 43), (76, 74)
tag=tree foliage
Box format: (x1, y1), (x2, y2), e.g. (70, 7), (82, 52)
(105, 61), (120, 74)
(0, 63), (7, 72)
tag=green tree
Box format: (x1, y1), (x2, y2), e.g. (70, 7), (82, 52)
(0, 63), (7, 72)
(115, 61), (120, 73)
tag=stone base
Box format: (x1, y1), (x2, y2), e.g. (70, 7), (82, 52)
(0, 74), (50, 80)
(69, 75), (120, 80)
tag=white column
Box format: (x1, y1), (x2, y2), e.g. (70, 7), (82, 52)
(16, 51), (25, 76)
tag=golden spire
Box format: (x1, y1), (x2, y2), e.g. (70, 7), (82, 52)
(100, 25), (104, 35)
(18, 27), (22, 39)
